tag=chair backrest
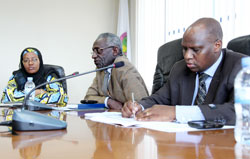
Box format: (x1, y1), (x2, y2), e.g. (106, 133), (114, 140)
(43, 64), (67, 93)
(227, 35), (250, 56)
(151, 35), (250, 94)
(152, 38), (183, 94)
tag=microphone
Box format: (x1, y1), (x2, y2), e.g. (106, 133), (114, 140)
(111, 61), (124, 68)
(23, 61), (125, 109)
(71, 71), (79, 75)
(21, 71), (80, 111)
(12, 109), (67, 131)
(10, 61), (124, 131)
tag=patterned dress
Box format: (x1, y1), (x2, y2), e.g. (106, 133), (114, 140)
(1, 74), (68, 106)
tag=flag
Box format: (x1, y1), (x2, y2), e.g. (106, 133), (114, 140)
(117, 0), (131, 61)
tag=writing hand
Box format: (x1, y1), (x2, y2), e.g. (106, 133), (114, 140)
(122, 100), (142, 118)
(136, 105), (176, 121)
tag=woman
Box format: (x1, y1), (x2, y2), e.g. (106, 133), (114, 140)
(1, 47), (68, 106)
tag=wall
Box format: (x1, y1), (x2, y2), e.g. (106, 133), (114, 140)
(0, 0), (119, 103)
(128, 0), (136, 66)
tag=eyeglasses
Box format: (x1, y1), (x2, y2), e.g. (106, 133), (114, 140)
(91, 46), (115, 56)
(23, 58), (39, 64)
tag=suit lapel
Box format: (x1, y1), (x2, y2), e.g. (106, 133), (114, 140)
(204, 51), (225, 104)
(181, 70), (196, 104)
(205, 71), (221, 104)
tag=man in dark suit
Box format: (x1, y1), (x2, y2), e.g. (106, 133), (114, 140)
(122, 17), (246, 125)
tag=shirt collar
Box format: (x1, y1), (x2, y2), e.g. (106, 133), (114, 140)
(202, 51), (223, 77)
(107, 68), (112, 73)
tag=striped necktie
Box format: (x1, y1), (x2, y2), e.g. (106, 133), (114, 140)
(102, 70), (110, 96)
(195, 73), (209, 105)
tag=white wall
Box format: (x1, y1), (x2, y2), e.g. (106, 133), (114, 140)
(0, 0), (119, 103)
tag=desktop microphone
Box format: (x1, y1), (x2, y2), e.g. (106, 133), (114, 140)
(12, 109), (67, 131)
(10, 61), (125, 131)
(23, 61), (125, 109)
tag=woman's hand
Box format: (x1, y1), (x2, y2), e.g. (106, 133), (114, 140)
(35, 89), (47, 96)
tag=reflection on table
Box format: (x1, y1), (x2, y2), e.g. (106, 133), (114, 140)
(86, 120), (146, 159)
(14, 130), (67, 158)
(146, 129), (235, 158)
(0, 108), (246, 159)
(1, 108), (67, 159)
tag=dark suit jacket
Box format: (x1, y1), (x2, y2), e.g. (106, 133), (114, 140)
(140, 49), (246, 125)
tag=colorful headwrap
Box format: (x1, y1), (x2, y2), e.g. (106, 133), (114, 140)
(22, 48), (39, 57)
(13, 47), (45, 91)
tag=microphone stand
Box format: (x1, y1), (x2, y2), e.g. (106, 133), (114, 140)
(23, 63), (121, 109)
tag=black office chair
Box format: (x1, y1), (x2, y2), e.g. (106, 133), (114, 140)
(227, 35), (250, 56)
(152, 38), (183, 94)
(44, 64), (67, 93)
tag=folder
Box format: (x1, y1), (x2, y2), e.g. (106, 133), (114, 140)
(66, 103), (106, 110)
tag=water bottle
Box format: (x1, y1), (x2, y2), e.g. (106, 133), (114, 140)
(234, 57), (250, 145)
(24, 77), (35, 100)
(234, 142), (250, 158)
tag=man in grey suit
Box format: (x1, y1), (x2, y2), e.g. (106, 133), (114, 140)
(122, 17), (246, 125)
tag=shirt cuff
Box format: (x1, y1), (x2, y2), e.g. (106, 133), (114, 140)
(139, 104), (145, 111)
(104, 97), (109, 108)
(176, 105), (205, 123)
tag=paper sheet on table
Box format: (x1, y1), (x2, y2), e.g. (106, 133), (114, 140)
(84, 112), (234, 132)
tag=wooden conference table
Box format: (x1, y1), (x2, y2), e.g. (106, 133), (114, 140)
(0, 108), (244, 159)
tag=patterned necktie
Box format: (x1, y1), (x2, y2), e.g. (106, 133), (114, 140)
(195, 73), (209, 105)
(102, 70), (110, 96)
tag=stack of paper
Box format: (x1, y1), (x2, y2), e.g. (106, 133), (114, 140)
(84, 112), (234, 132)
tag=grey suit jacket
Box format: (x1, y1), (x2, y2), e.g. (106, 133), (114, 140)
(140, 49), (246, 125)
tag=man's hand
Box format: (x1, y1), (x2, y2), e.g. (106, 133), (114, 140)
(122, 100), (142, 118)
(136, 105), (176, 121)
(107, 98), (123, 110)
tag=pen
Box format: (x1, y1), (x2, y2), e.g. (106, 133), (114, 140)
(132, 92), (135, 119)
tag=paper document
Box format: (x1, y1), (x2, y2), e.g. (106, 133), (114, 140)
(85, 112), (234, 132)
(85, 112), (141, 127)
